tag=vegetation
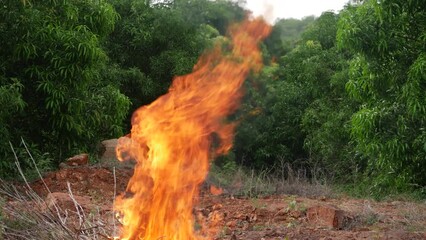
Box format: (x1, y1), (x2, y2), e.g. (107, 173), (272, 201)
(337, 0), (426, 196)
(0, 0), (130, 175)
(0, 0), (424, 198)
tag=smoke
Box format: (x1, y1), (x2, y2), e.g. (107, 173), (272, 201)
(244, 0), (277, 24)
(261, 1), (275, 23)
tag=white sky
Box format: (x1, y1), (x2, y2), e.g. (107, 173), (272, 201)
(244, 0), (350, 23)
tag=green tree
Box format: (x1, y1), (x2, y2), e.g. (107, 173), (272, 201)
(0, 0), (130, 174)
(264, 17), (315, 59)
(172, 0), (246, 35)
(234, 63), (305, 168)
(337, 0), (426, 194)
(297, 12), (359, 181)
(234, 12), (358, 183)
(235, 41), (325, 168)
(302, 12), (338, 50)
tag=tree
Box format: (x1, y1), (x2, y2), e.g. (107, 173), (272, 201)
(264, 17), (315, 59)
(172, 0), (246, 35)
(235, 40), (328, 168)
(296, 12), (359, 181)
(233, 12), (360, 185)
(337, 0), (426, 194)
(302, 12), (338, 50)
(0, 0), (130, 174)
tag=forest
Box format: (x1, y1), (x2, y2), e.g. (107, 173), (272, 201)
(0, 0), (425, 200)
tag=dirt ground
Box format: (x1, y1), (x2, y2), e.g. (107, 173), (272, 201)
(21, 165), (426, 239)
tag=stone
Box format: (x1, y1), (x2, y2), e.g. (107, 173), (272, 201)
(58, 162), (68, 169)
(45, 192), (92, 212)
(307, 205), (345, 229)
(226, 220), (237, 228)
(65, 153), (88, 166)
(289, 210), (303, 219)
(55, 169), (70, 180)
(256, 208), (270, 218)
(212, 203), (223, 211)
(99, 137), (135, 168)
(99, 139), (118, 160)
(208, 210), (225, 224)
(273, 209), (288, 222)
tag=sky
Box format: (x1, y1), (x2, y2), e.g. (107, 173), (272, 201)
(244, 0), (350, 23)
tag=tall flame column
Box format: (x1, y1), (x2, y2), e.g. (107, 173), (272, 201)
(115, 19), (271, 240)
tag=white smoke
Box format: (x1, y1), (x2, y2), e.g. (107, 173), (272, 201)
(244, 0), (349, 22)
(243, 0), (278, 24)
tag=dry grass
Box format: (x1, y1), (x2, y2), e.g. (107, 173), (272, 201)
(343, 201), (381, 230)
(0, 142), (117, 240)
(207, 158), (333, 198)
(399, 202), (426, 232)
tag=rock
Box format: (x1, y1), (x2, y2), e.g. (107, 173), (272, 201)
(210, 185), (223, 195)
(307, 205), (345, 229)
(58, 162), (68, 169)
(256, 208), (270, 218)
(289, 210), (303, 219)
(55, 169), (70, 180)
(224, 227), (233, 235)
(65, 153), (88, 166)
(45, 192), (92, 212)
(208, 210), (225, 225)
(273, 209), (288, 222)
(241, 221), (251, 231)
(99, 138), (135, 168)
(212, 203), (223, 211)
(226, 220), (237, 228)
(100, 139), (118, 160)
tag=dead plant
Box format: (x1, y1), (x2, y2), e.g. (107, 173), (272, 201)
(0, 140), (118, 239)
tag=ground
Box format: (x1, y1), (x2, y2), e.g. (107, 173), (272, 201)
(4, 165), (426, 240)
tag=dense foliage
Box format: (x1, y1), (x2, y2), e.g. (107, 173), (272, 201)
(235, 12), (357, 177)
(234, 1), (425, 197)
(337, 0), (426, 194)
(0, 0), (131, 175)
(264, 16), (315, 59)
(0, 0), (424, 197)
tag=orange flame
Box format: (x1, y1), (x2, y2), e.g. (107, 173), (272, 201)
(115, 18), (271, 240)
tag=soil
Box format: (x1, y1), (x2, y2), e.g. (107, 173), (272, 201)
(17, 165), (426, 239)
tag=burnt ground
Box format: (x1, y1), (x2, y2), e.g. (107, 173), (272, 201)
(7, 165), (426, 239)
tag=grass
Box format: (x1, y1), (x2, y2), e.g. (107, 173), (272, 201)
(0, 180), (112, 239)
(356, 203), (380, 227)
(207, 158), (333, 198)
(334, 179), (426, 202)
(399, 202), (426, 232)
(0, 142), (117, 240)
(2, 143), (425, 239)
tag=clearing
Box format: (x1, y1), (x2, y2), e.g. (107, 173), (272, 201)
(1, 164), (425, 240)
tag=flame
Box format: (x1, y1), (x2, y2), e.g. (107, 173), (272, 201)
(115, 18), (271, 240)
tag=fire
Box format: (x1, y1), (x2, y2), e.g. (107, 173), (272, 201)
(115, 18), (270, 240)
